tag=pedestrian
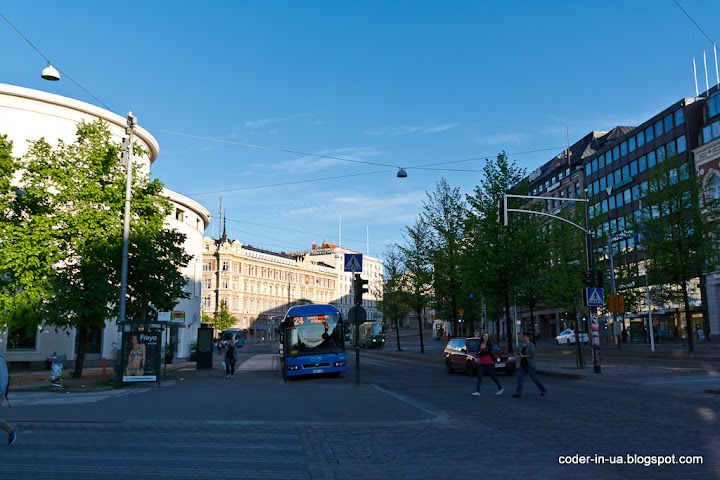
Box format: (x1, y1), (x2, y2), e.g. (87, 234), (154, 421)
(0, 353), (17, 445)
(216, 339), (222, 354)
(512, 331), (548, 398)
(224, 341), (237, 379)
(471, 332), (504, 397)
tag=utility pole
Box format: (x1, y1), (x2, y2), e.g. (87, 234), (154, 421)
(117, 112), (136, 384)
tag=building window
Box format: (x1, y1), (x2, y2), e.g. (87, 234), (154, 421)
(222, 261), (230, 272)
(664, 114), (673, 132)
(654, 120), (663, 138)
(6, 324), (37, 350)
(202, 296), (211, 308)
(203, 262), (211, 272)
(202, 278), (211, 289)
(674, 108), (684, 126)
(677, 135), (687, 153)
(645, 126), (654, 143)
(629, 136), (636, 152)
(175, 209), (184, 221)
(221, 278), (229, 289)
(637, 130), (645, 147)
(710, 176), (720, 200)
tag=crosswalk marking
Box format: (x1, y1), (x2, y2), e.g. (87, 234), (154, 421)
(238, 354), (279, 372)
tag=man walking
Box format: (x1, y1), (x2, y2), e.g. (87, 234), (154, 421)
(512, 332), (548, 398)
(0, 353), (17, 444)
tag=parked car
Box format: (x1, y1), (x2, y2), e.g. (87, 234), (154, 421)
(555, 329), (589, 345)
(443, 337), (516, 376)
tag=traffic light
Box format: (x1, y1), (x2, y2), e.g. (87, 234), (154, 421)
(582, 270), (594, 287)
(596, 270), (607, 288)
(354, 274), (368, 305)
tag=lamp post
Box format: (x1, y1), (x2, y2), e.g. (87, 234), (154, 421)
(116, 112), (136, 381)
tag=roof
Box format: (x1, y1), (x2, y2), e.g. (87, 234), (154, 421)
(285, 304), (341, 317)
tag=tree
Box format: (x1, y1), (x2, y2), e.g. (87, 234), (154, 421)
(628, 153), (720, 352)
(4, 120), (190, 376)
(545, 209), (588, 366)
(466, 152), (533, 353)
(399, 219), (433, 353)
(0, 135), (61, 329)
(212, 299), (236, 331)
(377, 245), (411, 351)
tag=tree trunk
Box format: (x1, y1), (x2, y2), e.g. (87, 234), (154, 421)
(504, 289), (513, 354)
(74, 327), (88, 378)
(417, 309), (425, 354)
(395, 317), (402, 351)
(682, 279), (694, 353)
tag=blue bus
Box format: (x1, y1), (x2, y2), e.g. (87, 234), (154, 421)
(278, 304), (346, 378)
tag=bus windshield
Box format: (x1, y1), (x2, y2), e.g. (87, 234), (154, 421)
(285, 313), (344, 356)
(371, 324), (384, 335)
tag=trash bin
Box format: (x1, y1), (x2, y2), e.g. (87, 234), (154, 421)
(49, 354), (67, 387)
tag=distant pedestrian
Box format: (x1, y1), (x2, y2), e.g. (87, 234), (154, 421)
(0, 353), (17, 445)
(224, 342), (237, 379)
(512, 332), (548, 398)
(216, 339), (222, 354)
(471, 332), (504, 397)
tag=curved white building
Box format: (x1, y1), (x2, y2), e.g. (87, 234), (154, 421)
(0, 83), (208, 368)
(160, 189), (211, 358)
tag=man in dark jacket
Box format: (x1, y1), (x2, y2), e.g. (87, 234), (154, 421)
(0, 353), (17, 444)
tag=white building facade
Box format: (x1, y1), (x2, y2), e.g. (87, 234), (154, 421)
(0, 83), (207, 366)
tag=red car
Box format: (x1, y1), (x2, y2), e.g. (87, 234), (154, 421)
(443, 337), (516, 376)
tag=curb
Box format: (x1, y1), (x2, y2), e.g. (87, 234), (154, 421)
(536, 348), (720, 362)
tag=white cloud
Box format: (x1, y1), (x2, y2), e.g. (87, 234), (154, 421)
(366, 123), (457, 136)
(243, 118), (274, 128)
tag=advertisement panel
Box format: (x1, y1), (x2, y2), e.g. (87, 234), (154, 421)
(122, 331), (160, 382)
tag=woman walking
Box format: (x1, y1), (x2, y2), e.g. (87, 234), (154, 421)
(513, 332), (548, 398)
(471, 332), (504, 397)
(224, 341), (237, 379)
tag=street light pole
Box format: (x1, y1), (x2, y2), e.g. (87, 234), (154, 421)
(117, 113), (136, 381)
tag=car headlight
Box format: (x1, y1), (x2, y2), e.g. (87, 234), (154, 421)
(508, 356), (515, 362)
(334, 361), (346, 367)
(287, 365), (299, 370)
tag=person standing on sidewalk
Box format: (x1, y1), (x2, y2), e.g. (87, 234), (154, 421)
(471, 332), (504, 397)
(224, 341), (237, 379)
(0, 353), (17, 444)
(513, 332), (548, 398)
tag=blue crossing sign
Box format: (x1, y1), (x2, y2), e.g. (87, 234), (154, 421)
(585, 287), (604, 307)
(344, 254), (363, 272)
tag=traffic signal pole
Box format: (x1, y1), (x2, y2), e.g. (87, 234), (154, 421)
(503, 192), (601, 373)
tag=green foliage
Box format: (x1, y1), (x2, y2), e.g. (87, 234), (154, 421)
(377, 245), (411, 324)
(420, 179), (466, 327)
(626, 153), (720, 350)
(0, 120), (190, 375)
(212, 299), (236, 331)
(465, 152), (534, 349)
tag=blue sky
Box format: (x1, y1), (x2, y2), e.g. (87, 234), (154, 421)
(3, 1), (720, 259)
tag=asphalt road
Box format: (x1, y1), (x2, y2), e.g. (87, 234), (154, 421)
(1, 343), (718, 479)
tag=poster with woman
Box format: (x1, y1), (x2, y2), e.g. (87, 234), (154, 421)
(122, 332), (160, 382)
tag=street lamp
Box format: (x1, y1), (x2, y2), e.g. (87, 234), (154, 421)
(116, 113), (136, 381)
(41, 63), (60, 81)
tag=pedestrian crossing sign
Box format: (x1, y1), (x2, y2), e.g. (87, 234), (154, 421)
(344, 254), (363, 272)
(585, 287), (604, 307)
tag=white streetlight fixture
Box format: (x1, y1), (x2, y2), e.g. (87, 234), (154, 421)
(41, 63), (60, 81)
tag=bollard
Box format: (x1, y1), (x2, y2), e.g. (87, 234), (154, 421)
(102, 357), (106, 382)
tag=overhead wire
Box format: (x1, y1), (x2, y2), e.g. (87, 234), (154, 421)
(0, 11), (114, 112)
(672, 0), (716, 46)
